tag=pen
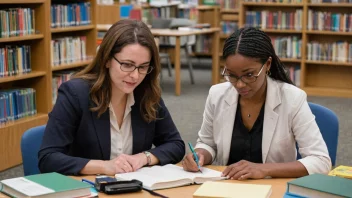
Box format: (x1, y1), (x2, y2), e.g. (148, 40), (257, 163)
(188, 142), (202, 173)
(82, 178), (95, 187)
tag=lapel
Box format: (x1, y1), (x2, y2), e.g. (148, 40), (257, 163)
(221, 85), (238, 165)
(262, 77), (281, 163)
(131, 103), (147, 154)
(91, 109), (111, 160)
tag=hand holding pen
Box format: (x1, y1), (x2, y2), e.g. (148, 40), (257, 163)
(182, 142), (204, 173)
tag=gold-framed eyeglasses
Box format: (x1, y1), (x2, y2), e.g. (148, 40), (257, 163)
(112, 56), (154, 74)
(222, 63), (266, 84)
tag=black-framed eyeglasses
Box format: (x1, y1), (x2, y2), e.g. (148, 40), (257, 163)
(112, 56), (154, 74)
(222, 63), (266, 84)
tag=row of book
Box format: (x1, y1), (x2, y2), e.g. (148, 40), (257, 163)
(286, 65), (301, 87)
(244, 0), (303, 2)
(195, 35), (212, 53)
(51, 36), (87, 66)
(308, 11), (352, 32)
(0, 45), (31, 78)
(271, 36), (302, 59)
(245, 10), (303, 30)
(310, 0), (352, 3)
(178, 8), (198, 21)
(217, 0), (240, 9)
(51, 2), (91, 28)
(220, 22), (238, 34)
(0, 8), (35, 38)
(142, 7), (176, 25)
(307, 41), (352, 62)
(0, 88), (37, 125)
(52, 71), (75, 104)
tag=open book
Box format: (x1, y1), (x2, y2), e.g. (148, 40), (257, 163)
(115, 164), (227, 190)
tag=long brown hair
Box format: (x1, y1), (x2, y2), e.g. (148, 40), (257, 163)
(75, 19), (161, 122)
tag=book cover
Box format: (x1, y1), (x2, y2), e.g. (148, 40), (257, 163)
(1, 172), (91, 198)
(287, 174), (352, 198)
(329, 165), (352, 179)
(193, 181), (272, 198)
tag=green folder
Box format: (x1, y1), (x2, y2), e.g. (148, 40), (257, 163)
(1, 172), (91, 198)
(287, 173), (352, 198)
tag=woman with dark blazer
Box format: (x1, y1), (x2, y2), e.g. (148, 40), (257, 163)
(38, 19), (185, 175)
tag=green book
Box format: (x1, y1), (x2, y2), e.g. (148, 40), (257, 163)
(287, 174), (352, 198)
(0, 172), (91, 198)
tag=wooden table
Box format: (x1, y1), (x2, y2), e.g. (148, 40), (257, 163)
(97, 25), (220, 96)
(0, 166), (292, 198)
(80, 166), (291, 198)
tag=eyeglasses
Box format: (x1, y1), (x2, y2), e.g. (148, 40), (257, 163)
(222, 63), (266, 84)
(112, 56), (154, 74)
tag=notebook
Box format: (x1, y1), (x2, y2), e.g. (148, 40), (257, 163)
(193, 181), (272, 198)
(287, 174), (352, 198)
(0, 172), (91, 198)
(115, 164), (226, 190)
(329, 165), (352, 179)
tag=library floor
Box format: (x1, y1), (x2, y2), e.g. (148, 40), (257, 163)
(1, 66), (351, 180)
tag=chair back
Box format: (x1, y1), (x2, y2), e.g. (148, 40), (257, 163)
(297, 103), (339, 166)
(169, 18), (197, 46)
(21, 125), (46, 176)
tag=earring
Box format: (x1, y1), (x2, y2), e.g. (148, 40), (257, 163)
(266, 70), (271, 76)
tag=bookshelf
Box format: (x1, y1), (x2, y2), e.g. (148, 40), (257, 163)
(239, 0), (352, 98)
(218, 0), (241, 82)
(0, 0), (97, 171)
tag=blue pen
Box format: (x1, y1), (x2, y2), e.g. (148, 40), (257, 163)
(188, 142), (202, 173)
(82, 178), (95, 187)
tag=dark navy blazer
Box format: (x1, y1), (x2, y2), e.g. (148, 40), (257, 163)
(38, 79), (185, 175)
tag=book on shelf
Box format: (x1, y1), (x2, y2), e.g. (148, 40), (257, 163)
(51, 2), (91, 28)
(115, 164), (226, 190)
(287, 174), (352, 198)
(307, 41), (352, 63)
(308, 10), (352, 32)
(310, 0), (352, 3)
(193, 181), (272, 198)
(0, 8), (35, 38)
(286, 64), (300, 87)
(51, 36), (87, 66)
(0, 88), (36, 125)
(220, 22), (238, 35)
(244, 0), (302, 2)
(52, 71), (76, 105)
(245, 10), (303, 30)
(0, 172), (91, 198)
(0, 45), (31, 77)
(270, 36), (302, 59)
(329, 165), (352, 179)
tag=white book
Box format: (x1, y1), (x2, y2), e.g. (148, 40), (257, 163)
(115, 164), (226, 191)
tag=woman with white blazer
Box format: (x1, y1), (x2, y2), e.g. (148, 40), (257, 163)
(182, 27), (331, 180)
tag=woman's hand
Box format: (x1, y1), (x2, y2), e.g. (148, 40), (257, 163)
(125, 153), (148, 171)
(222, 160), (268, 180)
(103, 154), (135, 175)
(182, 152), (205, 172)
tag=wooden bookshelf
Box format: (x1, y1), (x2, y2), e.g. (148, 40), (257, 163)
(0, 71), (47, 83)
(242, 2), (304, 7)
(0, 0), (51, 171)
(0, 34), (44, 43)
(0, 0), (97, 171)
(307, 3), (352, 7)
(51, 25), (95, 33)
(217, 0), (241, 81)
(239, 1), (352, 98)
(52, 60), (93, 71)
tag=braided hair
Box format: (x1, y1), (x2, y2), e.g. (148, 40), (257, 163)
(223, 27), (294, 85)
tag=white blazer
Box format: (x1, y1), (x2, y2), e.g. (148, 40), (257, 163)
(195, 77), (331, 174)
